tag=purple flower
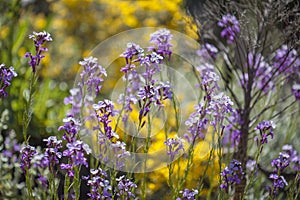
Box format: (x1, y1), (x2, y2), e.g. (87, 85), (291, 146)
(58, 116), (81, 143)
(120, 43), (144, 64)
(78, 56), (107, 97)
(254, 120), (275, 146)
(115, 176), (137, 199)
(42, 136), (62, 168)
(149, 29), (173, 58)
(273, 45), (299, 76)
(63, 140), (91, 168)
(177, 188), (199, 200)
(0, 64), (17, 98)
(86, 168), (112, 200)
(164, 137), (184, 161)
(271, 152), (290, 172)
(207, 92), (233, 129)
(201, 71), (220, 100)
(20, 145), (37, 172)
(25, 31), (52, 72)
(185, 103), (208, 141)
(292, 83), (300, 100)
(93, 100), (119, 140)
(220, 159), (244, 193)
(269, 174), (288, 195)
(217, 14), (240, 44)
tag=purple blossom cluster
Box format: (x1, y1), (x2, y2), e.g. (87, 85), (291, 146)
(61, 140), (91, 177)
(58, 116), (81, 143)
(164, 136), (184, 161)
(201, 71), (220, 100)
(118, 29), (173, 125)
(93, 100), (130, 169)
(93, 99), (119, 140)
(268, 145), (300, 196)
(0, 64), (17, 98)
(25, 31), (52, 72)
(64, 56), (107, 117)
(273, 45), (299, 76)
(176, 188), (199, 200)
(254, 120), (275, 146)
(137, 81), (173, 127)
(220, 159), (244, 193)
(84, 168), (112, 199)
(185, 103), (209, 141)
(207, 92), (233, 129)
(41, 136), (62, 168)
(281, 145), (300, 171)
(217, 14), (240, 44)
(20, 145), (37, 172)
(115, 175), (137, 199)
(269, 153), (289, 195)
(149, 29), (173, 59)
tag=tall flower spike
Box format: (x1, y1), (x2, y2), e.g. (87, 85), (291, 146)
(217, 14), (240, 44)
(20, 145), (37, 172)
(0, 64), (17, 98)
(25, 31), (52, 73)
(220, 159), (244, 193)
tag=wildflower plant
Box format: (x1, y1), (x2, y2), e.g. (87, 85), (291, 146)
(0, 1), (299, 198)
(186, 0), (300, 199)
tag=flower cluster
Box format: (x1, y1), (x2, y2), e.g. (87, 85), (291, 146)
(58, 116), (81, 143)
(93, 99), (119, 140)
(164, 136), (184, 161)
(42, 136), (62, 169)
(269, 152), (290, 196)
(61, 140), (91, 177)
(207, 92), (233, 129)
(25, 31), (52, 72)
(0, 64), (17, 98)
(254, 120), (276, 146)
(118, 29), (173, 126)
(220, 159), (244, 193)
(115, 175), (137, 199)
(176, 188), (199, 200)
(20, 145), (37, 172)
(78, 56), (107, 97)
(84, 168), (112, 199)
(64, 56), (107, 117)
(282, 145), (300, 171)
(217, 14), (240, 44)
(273, 45), (299, 76)
(185, 103), (209, 141)
(149, 28), (173, 59)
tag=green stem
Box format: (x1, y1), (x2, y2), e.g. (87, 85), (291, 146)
(22, 72), (37, 144)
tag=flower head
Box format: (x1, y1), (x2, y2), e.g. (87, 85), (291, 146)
(164, 136), (184, 161)
(220, 159), (244, 193)
(217, 14), (240, 44)
(25, 31), (52, 72)
(20, 145), (37, 172)
(0, 64), (17, 98)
